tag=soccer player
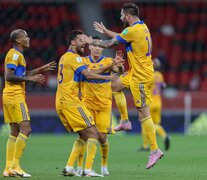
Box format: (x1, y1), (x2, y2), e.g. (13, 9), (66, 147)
(76, 36), (126, 176)
(2, 29), (56, 177)
(83, 3), (164, 169)
(139, 58), (170, 151)
(56, 30), (120, 177)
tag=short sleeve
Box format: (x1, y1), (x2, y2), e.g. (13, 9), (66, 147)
(5, 53), (20, 70)
(116, 27), (133, 44)
(72, 56), (87, 75)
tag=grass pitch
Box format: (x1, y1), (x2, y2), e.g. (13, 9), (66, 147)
(0, 133), (206, 180)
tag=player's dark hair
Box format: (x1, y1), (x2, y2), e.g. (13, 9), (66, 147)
(10, 29), (24, 43)
(92, 36), (101, 40)
(122, 3), (139, 17)
(67, 30), (84, 46)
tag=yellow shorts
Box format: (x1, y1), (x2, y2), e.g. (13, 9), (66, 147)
(56, 102), (95, 132)
(87, 107), (113, 134)
(150, 96), (162, 124)
(3, 102), (30, 123)
(120, 73), (153, 108)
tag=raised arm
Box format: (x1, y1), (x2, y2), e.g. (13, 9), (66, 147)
(94, 22), (119, 38)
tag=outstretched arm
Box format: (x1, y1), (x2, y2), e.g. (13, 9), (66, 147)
(90, 65), (112, 74)
(81, 69), (117, 81)
(27, 61), (56, 76)
(83, 35), (120, 49)
(5, 68), (45, 83)
(94, 22), (119, 38)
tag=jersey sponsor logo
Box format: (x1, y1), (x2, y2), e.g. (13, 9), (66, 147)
(76, 57), (83, 63)
(12, 53), (19, 60)
(121, 29), (128, 35)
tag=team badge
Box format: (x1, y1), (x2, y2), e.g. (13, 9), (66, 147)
(12, 53), (19, 60)
(121, 29), (128, 35)
(76, 57), (82, 63)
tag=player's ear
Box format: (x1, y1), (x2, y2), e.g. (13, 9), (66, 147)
(71, 40), (75, 46)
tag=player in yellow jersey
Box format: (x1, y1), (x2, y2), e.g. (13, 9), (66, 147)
(2, 29), (56, 178)
(75, 36), (126, 176)
(84, 3), (164, 169)
(56, 30), (122, 177)
(139, 58), (170, 151)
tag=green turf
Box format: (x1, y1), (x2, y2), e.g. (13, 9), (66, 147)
(0, 134), (206, 180)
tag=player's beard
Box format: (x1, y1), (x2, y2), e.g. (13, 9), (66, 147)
(123, 22), (129, 28)
(77, 46), (84, 55)
(77, 49), (83, 55)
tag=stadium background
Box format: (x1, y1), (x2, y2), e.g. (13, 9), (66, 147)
(0, 0), (207, 135)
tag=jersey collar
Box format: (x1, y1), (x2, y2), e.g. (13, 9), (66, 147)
(67, 50), (76, 54)
(132, 21), (144, 26)
(13, 47), (23, 54)
(89, 55), (105, 63)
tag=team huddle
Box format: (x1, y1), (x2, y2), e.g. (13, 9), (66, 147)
(2, 3), (169, 178)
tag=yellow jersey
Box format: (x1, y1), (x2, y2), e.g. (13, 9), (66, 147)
(116, 21), (154, 82)
(81, 55), (113, 110)
(56, 50), (87, 109)
(3, 48), (26, 103)
(152, 71), (165, 98)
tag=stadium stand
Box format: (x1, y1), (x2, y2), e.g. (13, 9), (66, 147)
(0, 1), (206, 91)
(0, 1), (82, 92)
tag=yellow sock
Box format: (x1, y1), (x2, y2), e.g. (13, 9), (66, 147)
(5, 135), (16, 170)
(67, 138), (85, 167)
(113, 91), (129, 120)
(100, 140), (109, 167)
(85, 138), (98, 170)
(141, 126), (149, 149)
(12, 133), (28, 168)
(155, 124), (167, 139)
(77, 143), (86, 168)
(141, 117), (158, 151)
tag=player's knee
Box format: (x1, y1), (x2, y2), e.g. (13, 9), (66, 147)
(79, 132), (89, 142)
(84, 125), (99, 140)
(137, 106), (150, 121)
(10, 131), (19, 137)
(20, 127), (32, 136)
(99, 134), (107, 144)
(92, 130), (100, 140)
(90, 128), (100, 140)
(27, 127), (32, 135)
